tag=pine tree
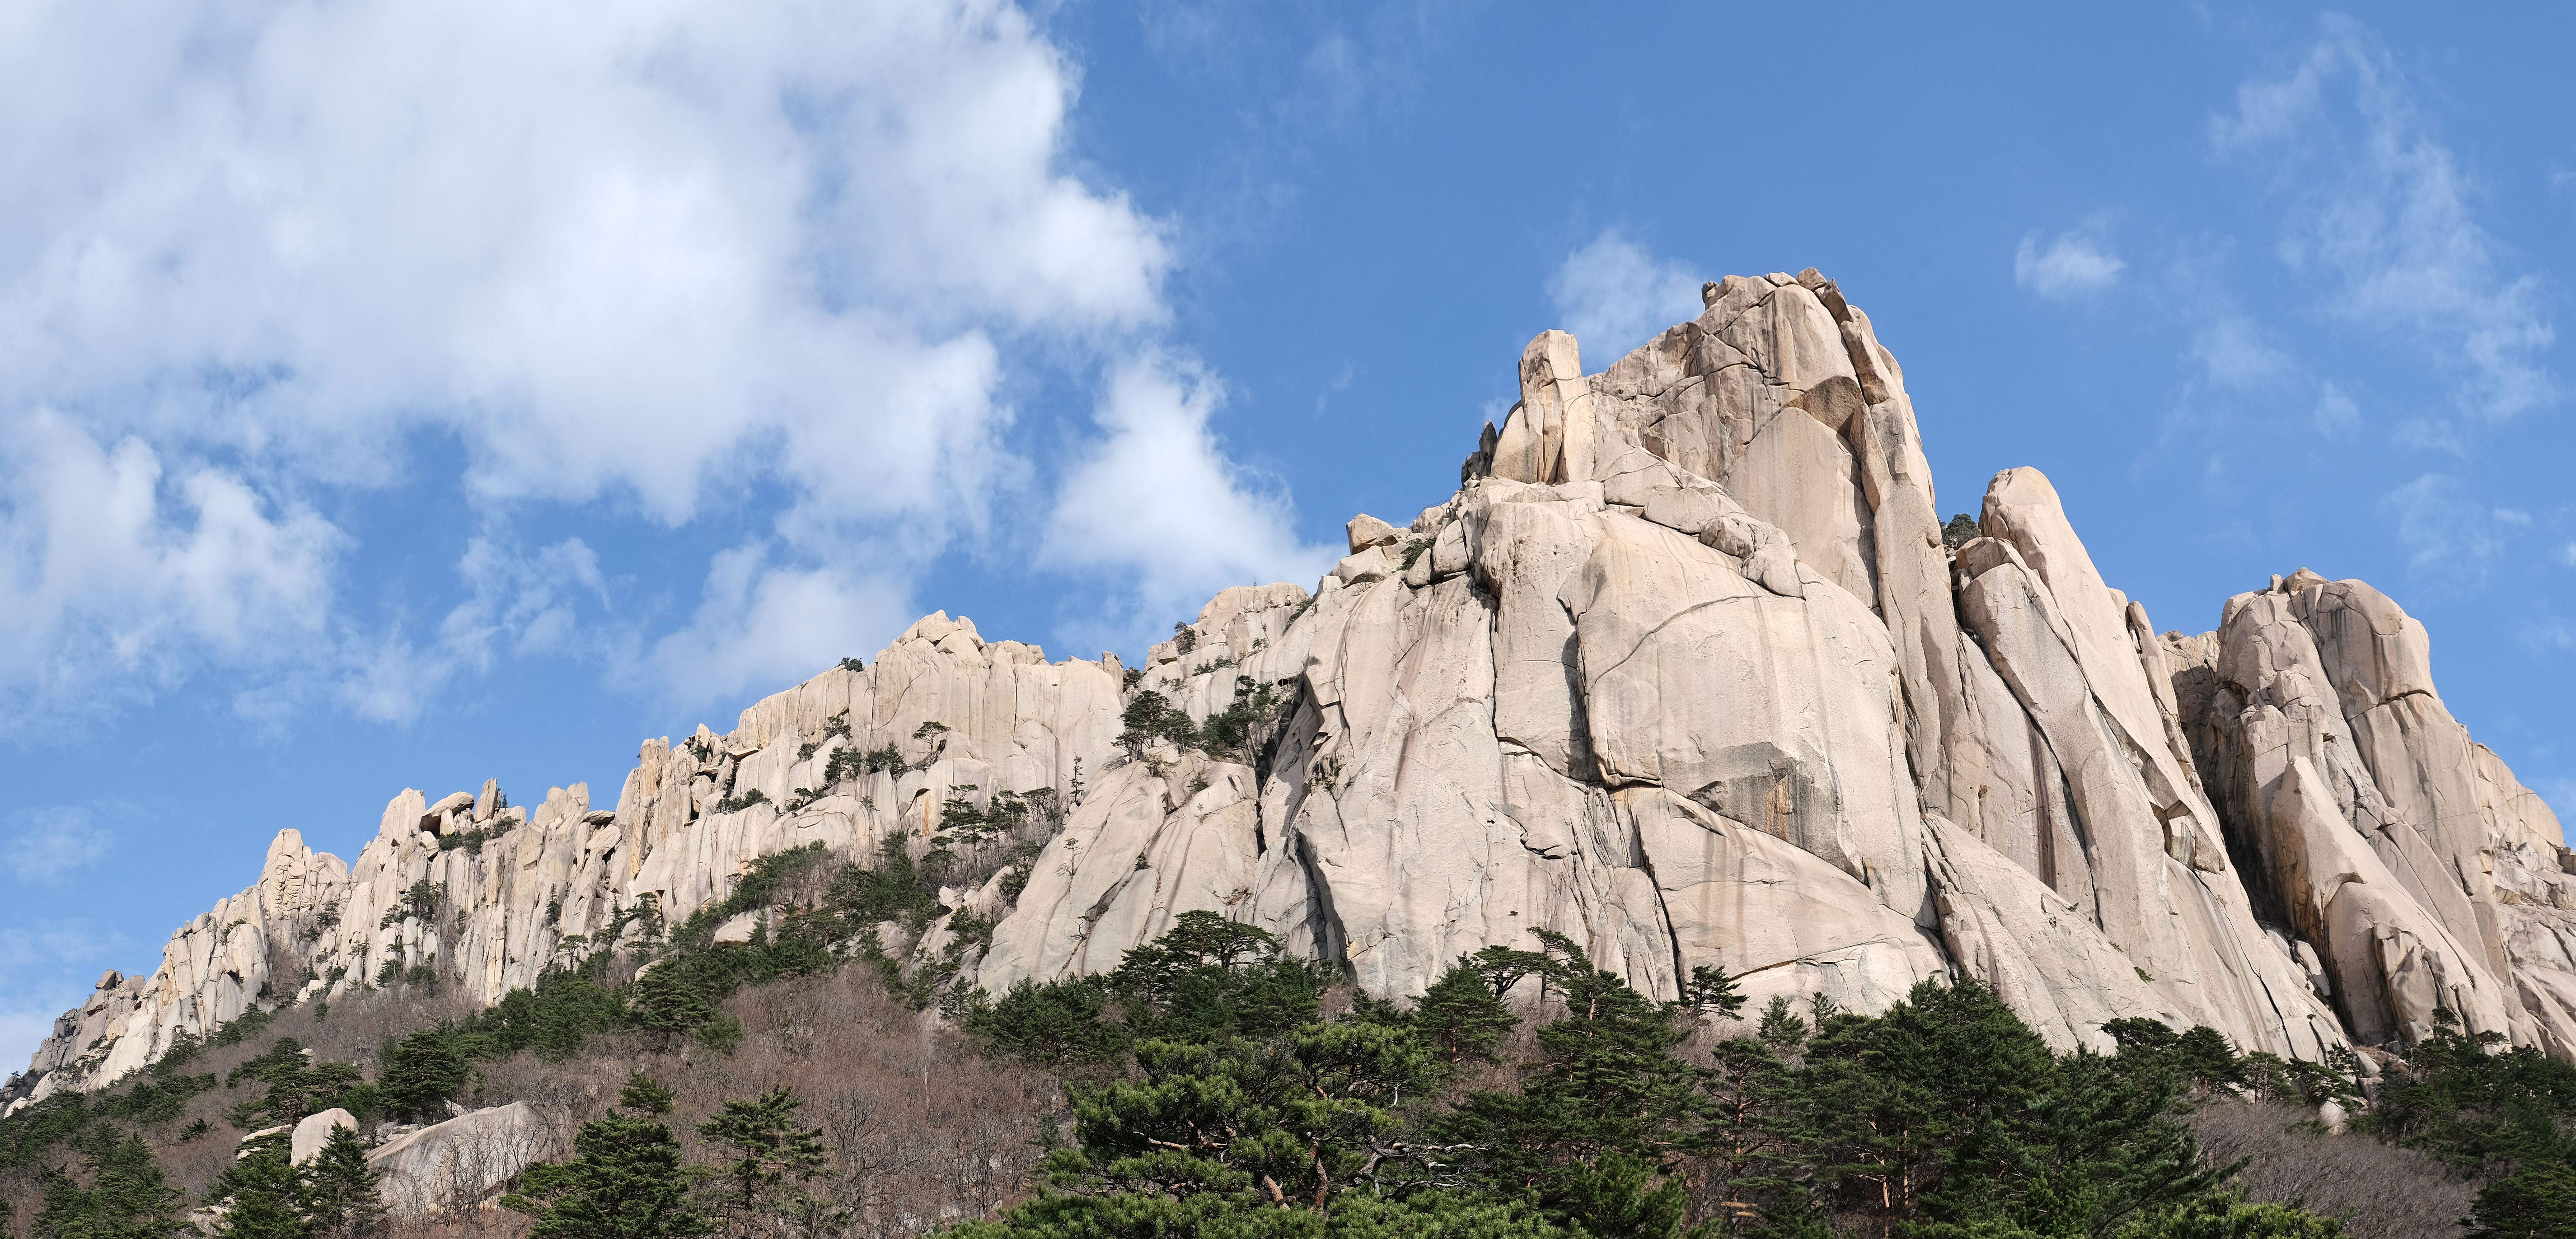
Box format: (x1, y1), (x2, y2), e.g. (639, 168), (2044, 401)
(35, 1134), (194, 1239)
(299, 1125), (385, 1239)
(209, 1147), (307, 1239)
(376, 1031), (468, 1122)
(1780, 977), (2226, 1235)
(1679, 965), (1747, 1020)
(1409, 957), (1519, 1067)
(960, 976), (1129, 1066)
(694, 1088), (829, 1229)
(1434, 930), (1708, 1238)
(1703, 1035), (1799, 1213)
(2468, 1163), (2576, 1239)
(1755, 995), (1808, 1054)
(618, 1072), (676, 1117)
(2140, 1188), (2347, 1237)
(1102, 910), (1330, 1044)
(504, 1114), (713, 1239)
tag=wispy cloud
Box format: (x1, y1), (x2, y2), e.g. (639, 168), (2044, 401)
(2015, 231), (2125, 298)
(1044, 355), (1338, 648)
(1547, 231), (1703, 364)
(2384, 473), (2508, 588)
(2212, 15), (2556, 422)
(5, 807), (113, 883)
(0, 919), (133, 1072)
(2186, 314), (2298, 391)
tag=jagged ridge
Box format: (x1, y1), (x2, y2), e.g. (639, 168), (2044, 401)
(11, 269), (2569, 1115)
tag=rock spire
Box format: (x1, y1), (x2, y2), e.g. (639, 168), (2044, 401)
(10, 269), (2567, 1113)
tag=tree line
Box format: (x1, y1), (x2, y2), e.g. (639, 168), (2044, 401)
(19, 834), (2576, 1237)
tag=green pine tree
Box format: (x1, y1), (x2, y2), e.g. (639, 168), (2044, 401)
(618, 1072), (676, 1117)
(694, 1088), (829, 1230)
(1433, 929), (1708, 1238)
(208, 1146), (307, 1239)
(960, 976), (1129, 1066)
(2467, 1162), (2576, 1239)
(2131, 1188), (2346, 1237)
(1781, 978), (2226, 1235)
(376, 1031), (469, 1122)
(1407, 957), (1519, 1068)
(1703, 1034), (1801, 1215)
(299, 1125), (385, 1239)
(504, 1114), (714, 1239)
(1755, 995), (1808, 1055)
(35, 1133), (194, 1239)
(1103, 910), (1331, 1044)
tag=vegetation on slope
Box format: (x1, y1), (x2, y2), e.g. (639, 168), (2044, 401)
(11, 836), (2576, 1238)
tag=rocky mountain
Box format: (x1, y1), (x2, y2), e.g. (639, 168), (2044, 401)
(10, 269), (2568, 1115)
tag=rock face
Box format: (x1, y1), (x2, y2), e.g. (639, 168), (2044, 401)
(365, 1102), (550, 1220)
(2167, 575), (2576, 1053)
(8, 268), (2567, 1112)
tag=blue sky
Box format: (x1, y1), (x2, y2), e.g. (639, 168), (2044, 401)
(3, 2), (2571, 1069)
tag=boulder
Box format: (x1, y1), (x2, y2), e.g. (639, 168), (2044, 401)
(291, 1108), (357, 1165)
(1344, 514), (1402, 553)
(368, 1102), (549, 1220)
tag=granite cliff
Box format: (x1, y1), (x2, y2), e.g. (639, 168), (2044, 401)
(10, 270), (2567, 1113)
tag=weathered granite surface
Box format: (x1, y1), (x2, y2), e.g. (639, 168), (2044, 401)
(10, 269), (2563, 1114)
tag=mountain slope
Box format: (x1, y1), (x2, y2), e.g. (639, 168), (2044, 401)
(10, 269), (2567, 1113)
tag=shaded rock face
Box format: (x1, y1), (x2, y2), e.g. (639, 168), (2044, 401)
(2168, 576), (2573, 1053)
(9, 269), (2567, 1112)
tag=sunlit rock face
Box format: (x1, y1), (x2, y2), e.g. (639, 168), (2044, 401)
(14, 269), (2566, 1113)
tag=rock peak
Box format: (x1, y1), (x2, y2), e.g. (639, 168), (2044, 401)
(12, 270), (2571, 1113)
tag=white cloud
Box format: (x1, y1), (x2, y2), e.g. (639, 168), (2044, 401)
(4, 807), (113, 883)
(0, 411), (340, 698)
(2561, 543), (2576, 568)
(0, 921), (132, 1075)
(334, 535), (623, 724)
(2188, 315), (2297, 390)
(646, 546), (917, 706)
(2313, 383), (2360, 434)
(2014, 231), (2125, 298)
(1547, 231), (1703, 364)
(2384, 473), (2505, 588)
(0, 0), (1211, 710)
(1045, 356), (1337, 635)
(2212, 16), (2554, 420)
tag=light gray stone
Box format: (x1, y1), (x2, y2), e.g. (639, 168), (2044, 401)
(31, 265), (2576, 1109)
(368, 1102), (550, 1221)
(292, 1108), (357, 1166)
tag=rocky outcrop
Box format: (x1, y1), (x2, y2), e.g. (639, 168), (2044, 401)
(9, 269), (2566, 1113)
(2168, 573), (2574, 1053)
(367, 1102), (550, 1220)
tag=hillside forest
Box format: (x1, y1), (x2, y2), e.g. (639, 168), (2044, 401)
(8, 839), (2576, 1238)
